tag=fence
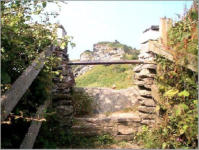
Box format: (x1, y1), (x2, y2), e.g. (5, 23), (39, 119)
(1, 25), (67, 149)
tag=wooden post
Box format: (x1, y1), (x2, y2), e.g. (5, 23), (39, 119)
(160, 17), (172, 47)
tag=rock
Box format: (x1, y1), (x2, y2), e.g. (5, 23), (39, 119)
(151, 84), (161, 102)
(74, 65), (94, 77)
(52, 88), (70, 94)
(55, 100), (72, 106)
(138, 77), (154, 85)
(133, 64), (156, 73)
(103, 126), (117, 135)
(72, 124), (102, 136)
(114, 135), (134, 141)
(72, 112), (141, 137)
(56, 105), (73, 116)
(137, 84), (151, 91)
(74, 87), (139, 114)
(133, 64), (144, 72)
(135, 69), (155, 79)
(80, 50), (93, 61)
(139, 90), (152, 98)
(52, 93), (71, 100)
(139, 113), (156, 120)
(138, 52), (153, 60)
(117, 124), (137, 135)
(112, 113), (141, 123)
(138, 106), (156, 114)
(139, 99), (156, 107)
(141, 119), (155, 125)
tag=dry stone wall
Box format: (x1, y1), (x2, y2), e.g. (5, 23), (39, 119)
(52, 46), (75, 128)
(134, 41), (158, 126)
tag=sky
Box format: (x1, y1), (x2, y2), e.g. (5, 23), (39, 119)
(47, 1), (193, 60)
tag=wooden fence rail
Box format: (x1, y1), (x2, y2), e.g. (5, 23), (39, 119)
(20, 99), (51, 149)
(1, 25), (67, 149)
(148, 41), (197, 72)
(1, 46), (54, 122)
(68, 60), (155, 65)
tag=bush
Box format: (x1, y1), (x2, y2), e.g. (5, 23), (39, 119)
(71, 89), (94, 116)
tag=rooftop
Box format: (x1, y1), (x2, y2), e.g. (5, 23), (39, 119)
(143, 25), (159, 33)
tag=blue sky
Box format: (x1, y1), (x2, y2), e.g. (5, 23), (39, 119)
(49, 1), (193, 60)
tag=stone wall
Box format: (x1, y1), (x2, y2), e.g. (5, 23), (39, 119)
(133, 18), (173, 127)
(134, 45), (158, 126)
(52, 46), (75, 129)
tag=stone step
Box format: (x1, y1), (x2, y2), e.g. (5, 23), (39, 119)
(72, 113), (141, 137)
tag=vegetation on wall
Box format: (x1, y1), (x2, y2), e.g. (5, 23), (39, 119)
(135, 2), (198, 149)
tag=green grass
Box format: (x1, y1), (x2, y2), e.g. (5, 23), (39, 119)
(75, 64), (135, 89)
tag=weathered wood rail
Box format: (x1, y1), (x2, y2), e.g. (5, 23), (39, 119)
(68, 60), (155, 65)
(1, 46), (54, 122)
(20, 99), (51, 149)
(1, 25), (67, 149)
(148, 41), (197, 72)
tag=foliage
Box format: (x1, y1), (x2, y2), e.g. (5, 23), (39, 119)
(135, 2), (198, 149)
(1, 1), (52, 89)
(71, 88), (94, 116)
(75, 64), (135, 89)
(0, 0), (73, 148)
(97, 134), (114, 145)
(1, 69), (53, 148)
(34, 106), (71, 149)
(122, 50), (140, 60)
(135, 57), (198, 149)
(167, 1), (198, 56)
(1, 0), (74, 93)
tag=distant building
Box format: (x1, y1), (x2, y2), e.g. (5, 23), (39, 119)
(140, 18), (172, 51)
(140, 25), (160, 45)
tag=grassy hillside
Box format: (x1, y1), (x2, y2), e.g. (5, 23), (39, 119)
(75, 64), (135, 89)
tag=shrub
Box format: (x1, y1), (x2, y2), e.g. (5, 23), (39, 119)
(71, 89), (94, 116)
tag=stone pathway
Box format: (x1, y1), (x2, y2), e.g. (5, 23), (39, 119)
(72, 86), (145, 149)
(72, 112), (142, 149)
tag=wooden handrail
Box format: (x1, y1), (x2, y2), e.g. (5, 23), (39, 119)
(1, 45), (55, 122)
(1, 25), (68, 148)
(68, 60), (155, 65)
(148, 41), (197, 72)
